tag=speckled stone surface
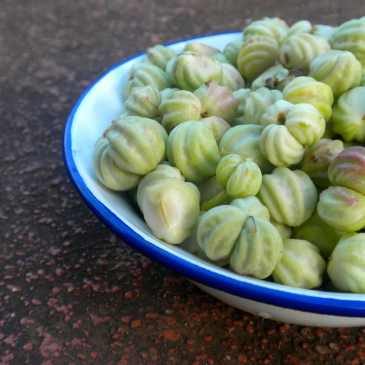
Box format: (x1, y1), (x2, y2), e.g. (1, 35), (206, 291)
(2, 1), (365, 364)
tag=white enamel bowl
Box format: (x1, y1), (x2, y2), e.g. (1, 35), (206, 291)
(63, 31), (365, 327)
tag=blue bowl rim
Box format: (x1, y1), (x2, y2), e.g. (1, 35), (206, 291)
(63, 30), (365, 318)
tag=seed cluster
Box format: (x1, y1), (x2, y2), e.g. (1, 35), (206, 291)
(93, 16), (365, 293)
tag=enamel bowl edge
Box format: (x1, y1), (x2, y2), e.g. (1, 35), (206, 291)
(63, 31), (365, 327)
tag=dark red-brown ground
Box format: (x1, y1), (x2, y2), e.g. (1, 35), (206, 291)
(2, 1), (365, 364)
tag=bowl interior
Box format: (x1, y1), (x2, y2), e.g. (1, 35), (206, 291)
(64, 31), (365, 318)
(69, 31), (246, 273)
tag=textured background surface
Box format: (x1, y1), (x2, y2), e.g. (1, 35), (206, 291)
(2, 1), (365, 364)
